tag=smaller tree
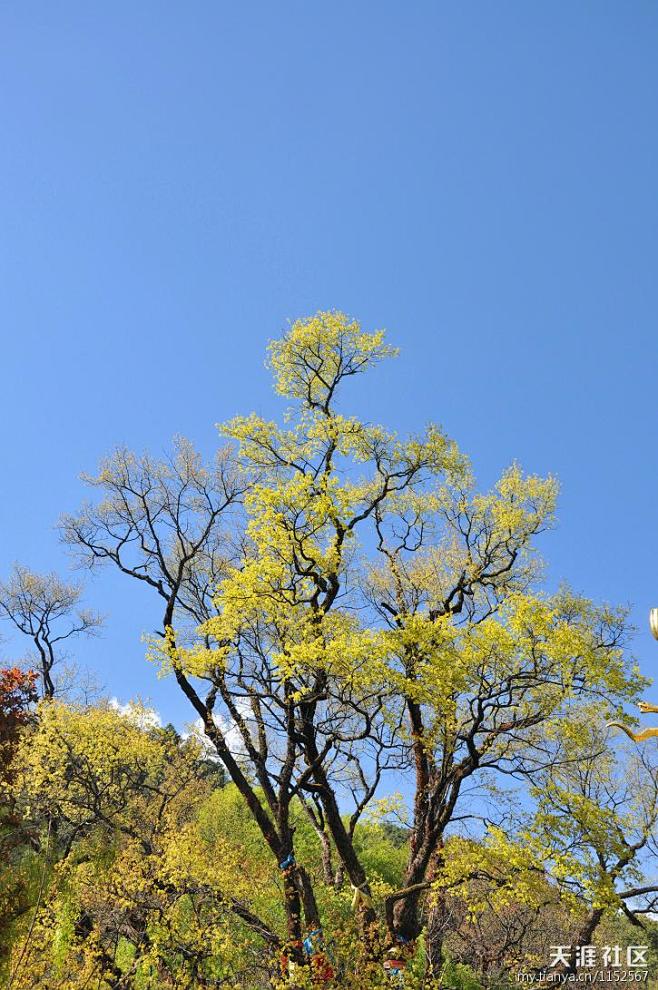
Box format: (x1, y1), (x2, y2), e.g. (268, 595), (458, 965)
(0, 564), (103, 698)
(437, 719), (658, 980)
(434, 831), (577, 981)
(529, 722), (658, 968)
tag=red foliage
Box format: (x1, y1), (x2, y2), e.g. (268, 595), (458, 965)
(0, 666), (38, 749)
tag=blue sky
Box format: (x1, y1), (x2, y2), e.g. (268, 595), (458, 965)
(1, 3), (657, 727)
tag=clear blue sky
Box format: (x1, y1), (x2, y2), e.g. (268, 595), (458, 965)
(1, 3), (657, 727)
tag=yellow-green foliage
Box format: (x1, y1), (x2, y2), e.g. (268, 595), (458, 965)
(5, 705), (267, 988)
(266, 311), (399, 405)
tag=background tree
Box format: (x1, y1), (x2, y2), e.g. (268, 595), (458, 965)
(435, 719), (658, 981)
(4, 700), (280, 989)
(528, 722), (658, 972)
(431, 834), (572, 981)
(0, 564), (102, 698)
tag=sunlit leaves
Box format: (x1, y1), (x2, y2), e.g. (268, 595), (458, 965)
(266, 311), (398, 407)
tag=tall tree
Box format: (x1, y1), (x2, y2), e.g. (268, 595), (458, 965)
(62, 311), (645, 983)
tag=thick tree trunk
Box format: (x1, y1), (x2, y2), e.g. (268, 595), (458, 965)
(392, 838), (437, 941)
(282, 870), (304, 951)
(296, 863), (322, 931)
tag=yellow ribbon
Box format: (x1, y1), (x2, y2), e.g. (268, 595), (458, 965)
(350, 882), (374, 911)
